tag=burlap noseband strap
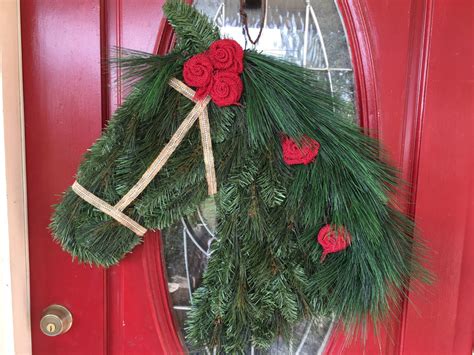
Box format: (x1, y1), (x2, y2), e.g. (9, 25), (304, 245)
(71, 78), (217, 236)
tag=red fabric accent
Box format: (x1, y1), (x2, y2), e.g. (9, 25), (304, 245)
(208, 39), (244, 73)
(183, 53), (213, 89)
(195, 78), (213, 100)
(210, 71), (243, 107)
(281, 135), (320, 165)
(317, 225), (351, 262)
(182, 39), (244, 106)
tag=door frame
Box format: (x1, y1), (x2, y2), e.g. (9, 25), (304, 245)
(0, 0), (31, 354)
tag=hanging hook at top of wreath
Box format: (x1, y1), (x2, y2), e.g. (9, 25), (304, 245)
(239, 0), (268, 47)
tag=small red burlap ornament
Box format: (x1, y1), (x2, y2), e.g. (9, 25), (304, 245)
(210, 71), (242, 107)
(208, 39), (244, 73)
(183, 39), (244, 106)
(281, 135), (320, 165)
(317, 225), (351, 262)
(183, 54), (213, 90)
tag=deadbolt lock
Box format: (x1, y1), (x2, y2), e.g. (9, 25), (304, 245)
(40, 304), (73, 336)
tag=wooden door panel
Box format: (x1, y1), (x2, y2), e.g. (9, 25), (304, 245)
(328, 0), (473, 354)
(22, 0), (183, 354)
(21, 1), (106, 354)
(402, 1), (474, 353)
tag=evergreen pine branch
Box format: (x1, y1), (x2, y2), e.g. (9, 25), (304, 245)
(51, 1), (431, 351)
(163, 0), (220, 55)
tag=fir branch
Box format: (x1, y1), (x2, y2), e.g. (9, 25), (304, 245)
(51, 1), (431, 351)
(163, 0), (220, 55)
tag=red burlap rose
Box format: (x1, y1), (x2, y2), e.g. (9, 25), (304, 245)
(317, 225), (351, 262)
(182, 39), (244, 105)
(183, 53), (213, 90)
(210, 71), (243, 107)
(281, 135), (320, 165)
(208, 39), (244, 73)
(195, 78), (213, 100)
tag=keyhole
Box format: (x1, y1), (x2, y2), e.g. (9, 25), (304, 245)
(47, 323), (56, 333)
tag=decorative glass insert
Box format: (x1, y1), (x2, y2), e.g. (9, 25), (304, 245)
(163, 1), (355, 353)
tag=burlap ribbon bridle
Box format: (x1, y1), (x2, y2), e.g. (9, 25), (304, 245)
(71, 78), (217, 236)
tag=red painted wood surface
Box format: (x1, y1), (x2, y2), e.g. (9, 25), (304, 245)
(21, 1), (106, 354)
(22, 0), (473, 354)
(22, 1), (183, 354)
(401, 1), (474, 353)
(327, 0), (474, 354)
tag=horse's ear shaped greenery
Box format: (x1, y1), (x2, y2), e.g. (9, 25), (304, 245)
(50, 0), (431, 352)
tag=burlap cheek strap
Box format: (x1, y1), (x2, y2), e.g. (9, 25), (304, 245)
(71, 78), (217, 236)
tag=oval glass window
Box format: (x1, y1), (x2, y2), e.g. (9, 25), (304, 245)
(163, 0), (355, 353)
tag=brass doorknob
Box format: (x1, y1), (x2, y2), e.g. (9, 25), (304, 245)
(40, 304), (73, 336)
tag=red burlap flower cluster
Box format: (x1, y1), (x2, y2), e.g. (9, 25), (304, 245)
(183, 39), (243, 107)
(317, 225), (352, 262)
(281, 135), (320, 165)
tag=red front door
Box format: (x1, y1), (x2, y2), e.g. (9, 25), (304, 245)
(21, 1), (181, 354)
(22, 0), (473, 354)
